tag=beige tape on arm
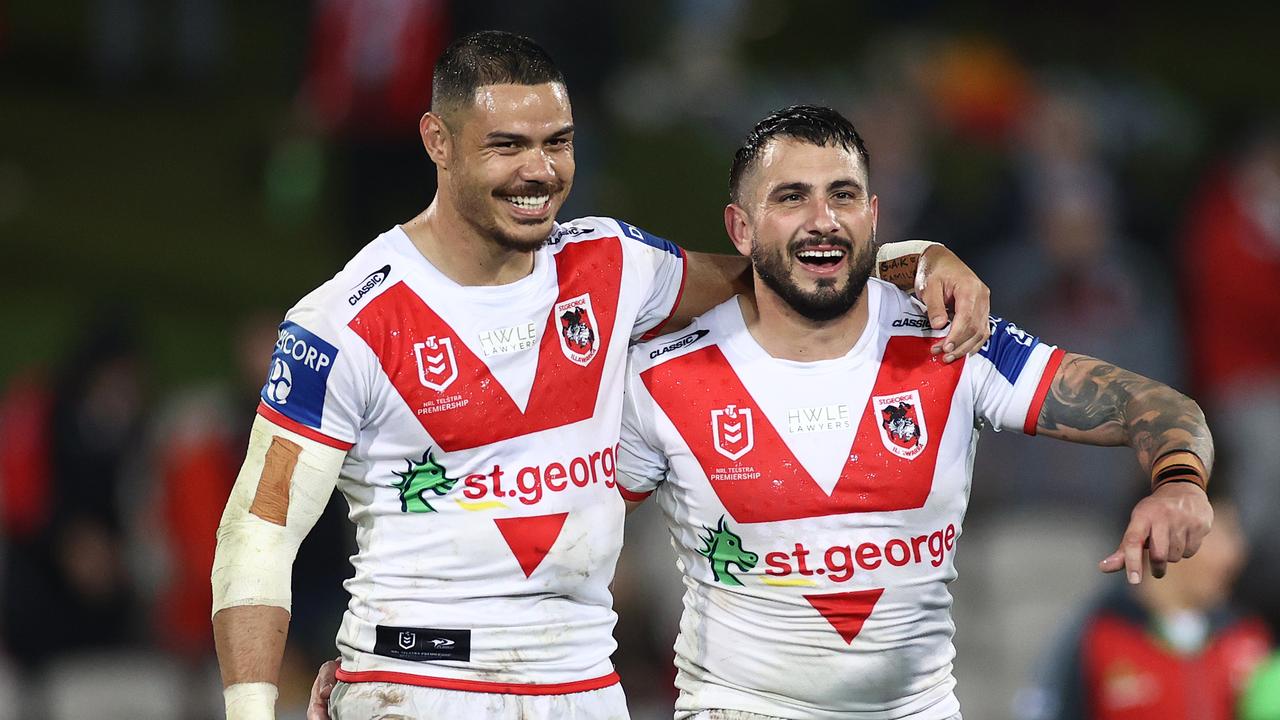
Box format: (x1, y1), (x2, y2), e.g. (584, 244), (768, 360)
(223, 682), (278, 720)
(874, 239), (940, 287)
(211, 414), (345, 614)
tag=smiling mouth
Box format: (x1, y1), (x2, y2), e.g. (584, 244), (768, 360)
(499, 193), (554, 218)
(793, 244), (850, 272)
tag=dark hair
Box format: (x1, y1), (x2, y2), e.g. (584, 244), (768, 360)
(431, 31), (565, 120)
(729, 105), (871, 203)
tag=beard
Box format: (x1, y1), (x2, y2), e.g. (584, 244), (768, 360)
(452, 176), (565, 253)
(751, 229), (877, 322)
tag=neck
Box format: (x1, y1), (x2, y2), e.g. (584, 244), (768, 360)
(738, 279), (871, 361)
(401, 197), (537, 286)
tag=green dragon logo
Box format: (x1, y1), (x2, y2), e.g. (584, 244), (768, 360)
(391, 448), (458, 513)
(697, 515), (758, 586)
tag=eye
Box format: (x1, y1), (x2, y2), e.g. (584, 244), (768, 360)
(779, 193), (803, 203)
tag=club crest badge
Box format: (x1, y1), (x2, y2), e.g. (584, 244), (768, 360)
(873, 390), (928, 460)
(414, 336), (458, 392)
(554, 294), (599, 366)
(710, 404), (754, 461)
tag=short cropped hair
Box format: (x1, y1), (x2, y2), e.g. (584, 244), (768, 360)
(729, 105), (871, 203)
(431, 31), (565, 121)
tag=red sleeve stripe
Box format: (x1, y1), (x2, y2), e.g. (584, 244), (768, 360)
(1023, 348), (1067, 436)
(639, 251), (688, 342)
(334, 668), (620, 695)
(616, 484), (653, 502)
(256, 401), (355, 451)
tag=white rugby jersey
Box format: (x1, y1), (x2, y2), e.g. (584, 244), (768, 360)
(618, 280), (1066, 720)
(256, 217), (685, 693)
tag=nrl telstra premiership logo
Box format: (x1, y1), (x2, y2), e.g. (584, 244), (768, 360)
(414, 335), (458, 392)
(710, 404), (754, 461)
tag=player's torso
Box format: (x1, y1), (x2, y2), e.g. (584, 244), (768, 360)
(322, 224), (652, 685)
(637, 284), (976, 718)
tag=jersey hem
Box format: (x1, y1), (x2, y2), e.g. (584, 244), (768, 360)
(334, 668), (620, 695)
(639, 250), (688, 341)
(1023, 347), (1067, 435)
(616, 485), (653, 502)
(256, 401), (354, 450)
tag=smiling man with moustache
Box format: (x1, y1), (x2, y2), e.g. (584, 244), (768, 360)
(212, 33), (995, 720)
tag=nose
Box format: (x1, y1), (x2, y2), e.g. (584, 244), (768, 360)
(803, 198), (841, 236)
(520, 148), (556, 184)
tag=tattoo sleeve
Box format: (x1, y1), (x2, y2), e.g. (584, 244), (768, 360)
(1035, 353), (1214, 477)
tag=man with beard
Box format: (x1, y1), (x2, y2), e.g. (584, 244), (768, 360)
(615, 105), (1215, 719)
(214, 32), (994, 720)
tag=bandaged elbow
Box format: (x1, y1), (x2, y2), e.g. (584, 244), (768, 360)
(211, 415), (343, 615)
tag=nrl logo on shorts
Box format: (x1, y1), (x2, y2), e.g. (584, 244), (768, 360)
(414, 335), (458, 392)
(873, 390), (927, 460)
(555, 294), (599, 366)
(710, 404), (754, 461)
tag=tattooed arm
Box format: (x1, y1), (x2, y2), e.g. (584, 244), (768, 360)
(1036, 353), (1214, 583)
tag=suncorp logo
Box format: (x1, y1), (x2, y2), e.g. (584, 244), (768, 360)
(276, 326), (334, 372)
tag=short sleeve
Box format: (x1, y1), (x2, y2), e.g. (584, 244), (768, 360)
(609, 218), (687, 341)
(969, 316), (1067, 435)
(256, 310), (363, 450)
(615, 353), (670, 501)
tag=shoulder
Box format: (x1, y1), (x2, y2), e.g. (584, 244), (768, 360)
(628, 299), (736, 374)
(870, 278), (947, 339)
(549, 216), (682, 257)
(286, 229), (408, 330)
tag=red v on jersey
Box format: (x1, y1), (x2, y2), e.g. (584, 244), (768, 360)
(641, 337), (964, 523)
(494, 512), (569, 578)
(803, 589), (884, 644)
(349, 239), (622, 452)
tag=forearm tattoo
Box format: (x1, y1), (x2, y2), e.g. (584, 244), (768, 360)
(1036, 354), (1214, 475)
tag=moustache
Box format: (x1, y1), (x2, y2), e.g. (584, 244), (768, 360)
(495, 181), (563, 197)
(789, 236), (854, 253)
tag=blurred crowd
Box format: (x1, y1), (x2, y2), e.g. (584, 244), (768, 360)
(1, 1), (1278, 718)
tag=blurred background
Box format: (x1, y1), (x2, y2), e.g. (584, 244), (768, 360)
(1, 1), (1278, 718)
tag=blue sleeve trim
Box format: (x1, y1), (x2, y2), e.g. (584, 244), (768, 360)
(617, 219), (683, 258)
(260, 320), (339, 429)
(978, 316), (1042, 383)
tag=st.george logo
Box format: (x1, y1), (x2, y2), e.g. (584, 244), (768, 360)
(873, 390), (928, 460)
(710, 404), (754, 461)
(414, 336), (458, 392)
(554, 294), (599, 366)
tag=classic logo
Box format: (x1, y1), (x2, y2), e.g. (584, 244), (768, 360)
(348, 264), (391, 306)
(710, 404), (754, 461)
(891, 312), (931, 329)
(649, 329), (710, 360)
(414, 336), (458, 392)
(873, 390), (928, 460)
(554, 294), (599, 366)
(398, 631), (415, 650)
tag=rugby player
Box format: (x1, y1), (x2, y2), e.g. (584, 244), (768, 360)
(613, 105), (1214, 719)
(213, 32), (993, 720)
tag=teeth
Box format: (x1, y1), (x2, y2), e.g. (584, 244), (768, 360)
(507, 195), (550, 210)
(797, 249), (845, 258)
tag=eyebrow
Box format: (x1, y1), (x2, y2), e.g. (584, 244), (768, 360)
(483, 124), (575, 143)
(768, 178), (864, 195)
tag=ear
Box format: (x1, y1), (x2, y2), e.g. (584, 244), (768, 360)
(420, 112), (451, 168)
(723, 203), (753, 259)
(869, 193), (879, 234)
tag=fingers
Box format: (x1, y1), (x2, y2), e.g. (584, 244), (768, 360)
(920, 278), (949, 345)
(929, 281), (991, 362)
(307, 658), (339, 719)
(1121, 518), (1149, 584)
(1099, 549), (1126, 574)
